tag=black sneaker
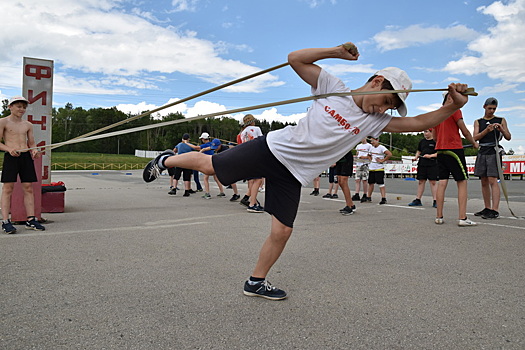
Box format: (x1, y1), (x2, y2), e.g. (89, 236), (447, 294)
(243, 280), (287, 300)
(188, 189), (196, 194)
(351, 205), (356, 211)
(230, 194), (240, 202)
(240, 196), (250, 207)
(322, 193), (332, 198)
(142, 150), (175, 182)
(332, 194), (338, 199)
(2, 220), (17, 234)
(352, 193), (360, 201)
(339, 206), (354, 215)
(247, 205), (265, 213)
(360, 196), (368, 203)
(482, 209), (500, 219)
(310, 189), (319, 196)
(26, 218), (45, 231)
(474, 208), (490, 217)
(379, 198), (387, 205)
(168, 188), (177, 195)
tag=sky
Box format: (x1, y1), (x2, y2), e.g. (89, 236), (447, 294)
(1, 0), (524, 153)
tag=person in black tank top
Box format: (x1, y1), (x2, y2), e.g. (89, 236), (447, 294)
(472, 97), (512, 219)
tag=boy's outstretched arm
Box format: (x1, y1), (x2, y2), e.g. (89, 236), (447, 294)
(457, 119), (479, 149)
(384, 83), (469, 133)
(288, 43), (359, 89)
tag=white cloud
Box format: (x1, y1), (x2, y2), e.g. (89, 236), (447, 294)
(444, 0), (525, 83)
(0, 0), (283, 95)
(170, 0), (199, 12)
(373, 24), (479, 52)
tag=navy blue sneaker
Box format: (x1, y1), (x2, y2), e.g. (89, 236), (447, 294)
(2, 220), (17, 234)
(243, 280), (287, 300)
(408, 198), (422, 206)
(142, 150), (175, 182)
(25, 218), (45, 231)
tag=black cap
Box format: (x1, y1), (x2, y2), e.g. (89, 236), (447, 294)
(182, 133), (190, 140)
(484, 97), (498, 107)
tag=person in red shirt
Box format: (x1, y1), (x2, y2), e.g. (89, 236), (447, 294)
(433, 93), (478, 226)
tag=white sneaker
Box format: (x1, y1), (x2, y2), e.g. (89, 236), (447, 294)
(435, 217), (444, 225)
(458, 218), (477, 226)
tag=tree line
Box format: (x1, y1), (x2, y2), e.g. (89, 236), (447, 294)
(1, 100), (482, 157)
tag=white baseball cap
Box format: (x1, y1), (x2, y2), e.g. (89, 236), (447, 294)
(199, 132), (210, 139)
(8, 96), (29, 106)
(375, 67), (412, 117)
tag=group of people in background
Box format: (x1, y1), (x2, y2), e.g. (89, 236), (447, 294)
(309, 96), (511, 227)
(410, 96), (510, 225)
(162, 114), (266, 214)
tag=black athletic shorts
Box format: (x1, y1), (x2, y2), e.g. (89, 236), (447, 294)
(167, 167), (177, 176)
(212, 136), (301, 228)
(335, 159), (353, 177)
(174, 167), (192, 181)
(437, 149), (468, 181)
(1, 152), (38, 183)
(368, 170), (385, 185)
(416, 164), (438, 181)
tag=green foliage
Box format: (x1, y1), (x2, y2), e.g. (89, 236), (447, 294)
(50, 103), (294, 153)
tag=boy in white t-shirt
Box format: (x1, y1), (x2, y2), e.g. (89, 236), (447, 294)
(366, 137), (392, 204)
(143, 42), (471, 300)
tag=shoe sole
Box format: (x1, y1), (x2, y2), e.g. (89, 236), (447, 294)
(243, 290), (287, 300)
(25, 226), (45, 231)
(3, 230), (17, 234)
(247, 209), (264, 213)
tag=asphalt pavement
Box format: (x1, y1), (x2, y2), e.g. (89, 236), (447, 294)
(1, 171), (524, 349)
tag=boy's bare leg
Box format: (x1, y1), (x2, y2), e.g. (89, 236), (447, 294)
(251, 216), (293, 278)
(367, 184), (374, 198)
(1, 183), (14, 220)
(436, 179), (448, 218)
(429, 180), (437, 201)
(249, 178), (263, 206)
(338, 175), (353, 207)
(213, 175), (225, 193)
(22, 183), (35, 218)
(480, 177), (491, 209)
(416, 180), (426, 199)
(457, 180), (468, 219)
(379, 185), (386, 198)
(203, 175), (211, 193)
(488, 176), (500, 211)
(164, 153), (214, 175)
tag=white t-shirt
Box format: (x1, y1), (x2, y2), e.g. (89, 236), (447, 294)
(369, 144), (389, 171)
(266, 69), (393, 186)
(240, 126), (263, 143)
(355, 142), (373, 165)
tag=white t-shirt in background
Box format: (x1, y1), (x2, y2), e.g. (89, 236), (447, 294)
(369, 144), (389, 171)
